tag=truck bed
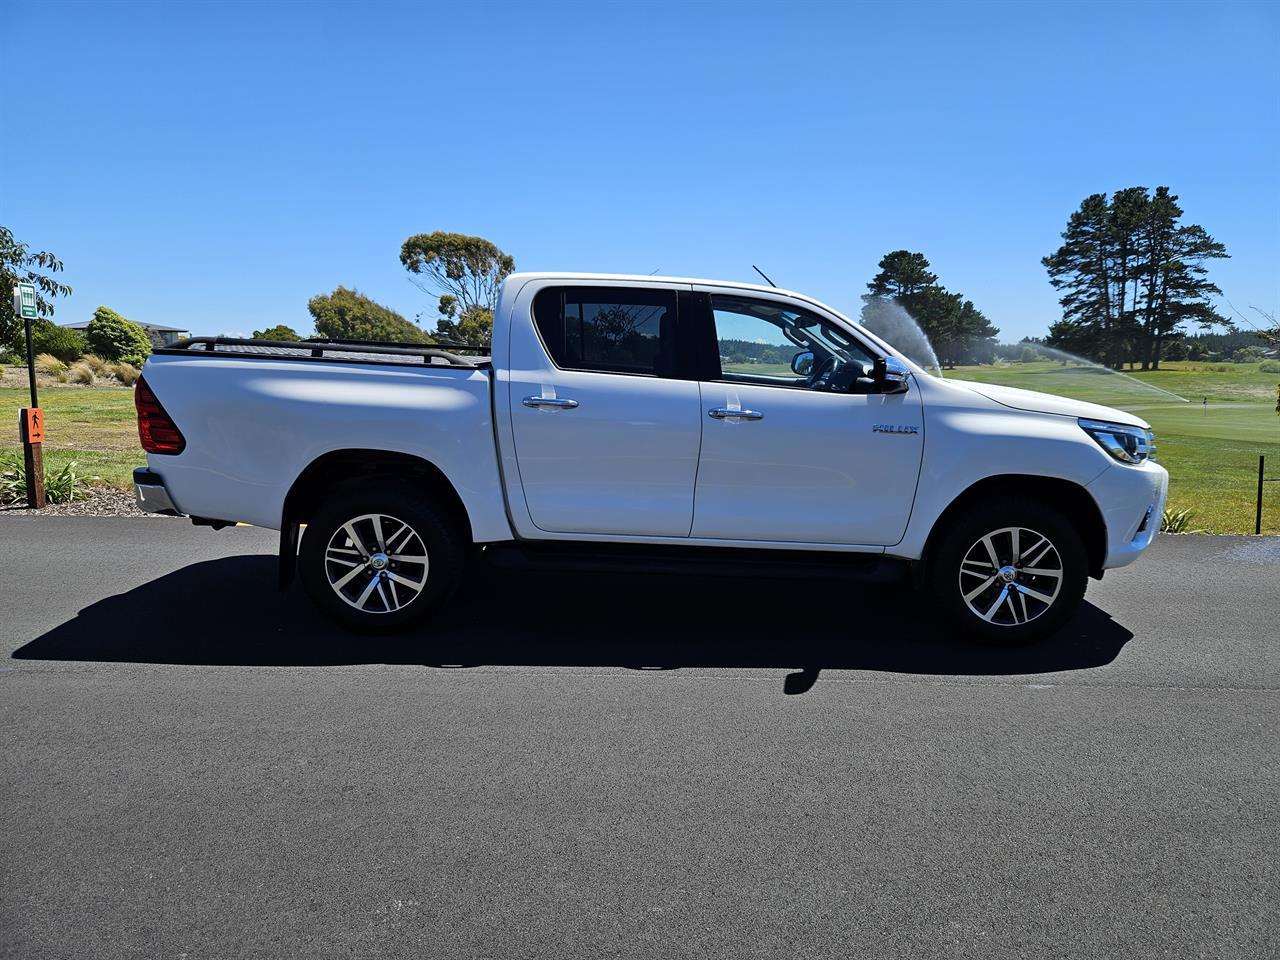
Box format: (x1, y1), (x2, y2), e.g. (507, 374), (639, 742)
(139, 339), (509, 538)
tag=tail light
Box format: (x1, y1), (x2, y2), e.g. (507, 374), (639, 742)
(135, 376), (186, 454)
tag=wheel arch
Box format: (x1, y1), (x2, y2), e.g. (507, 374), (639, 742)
(277, 449), (473, 588)
(921, 474), (1108, 580)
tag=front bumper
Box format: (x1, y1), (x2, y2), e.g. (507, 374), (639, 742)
(1087, 460), (1169, 569)
(134, 467), (182, 516)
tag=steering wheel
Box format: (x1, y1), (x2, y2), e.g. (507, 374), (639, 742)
(808, 355), (839, 390)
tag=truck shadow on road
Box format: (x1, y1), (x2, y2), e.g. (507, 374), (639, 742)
(12, 555), (1135, 687)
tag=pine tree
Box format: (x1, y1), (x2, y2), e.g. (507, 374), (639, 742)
(1044, 187), (1227, 368)
(862, 251), (998, 366)
(866, 251), (938, 298)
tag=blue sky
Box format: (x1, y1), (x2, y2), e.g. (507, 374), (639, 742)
(2, 0), (1276, 342)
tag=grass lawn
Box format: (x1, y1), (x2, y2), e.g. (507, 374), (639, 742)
(0, 386), (143, 490)
(944, 361), (1280, 535)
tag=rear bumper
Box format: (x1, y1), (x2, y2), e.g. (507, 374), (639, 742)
(1087, 460), (1169, 569)
(134, 467), (182, 516)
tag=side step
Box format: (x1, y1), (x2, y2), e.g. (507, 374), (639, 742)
(479, 541), (910, 583)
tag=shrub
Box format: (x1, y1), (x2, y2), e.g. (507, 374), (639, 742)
(252, 324), (302, 341)
(1161, 508), (1200, 534)
(111, 361), (141, 385)
(66, 359), (96, 384)
(30, 321), (87, 363)
(1259, 359), (1280, 374)
(84, 306), (152, 365)
(0, 453), (99, 505)
(81, 354), (112, 376)
(35, 353), (67, 376)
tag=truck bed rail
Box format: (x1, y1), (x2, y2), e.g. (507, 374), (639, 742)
(155, 336), (489, 369)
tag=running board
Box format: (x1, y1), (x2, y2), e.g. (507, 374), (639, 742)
(479, 541), (910, 583)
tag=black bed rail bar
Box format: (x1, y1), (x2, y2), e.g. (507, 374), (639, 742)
(155, 336), (487, 369)
(303, 336), (490, 354)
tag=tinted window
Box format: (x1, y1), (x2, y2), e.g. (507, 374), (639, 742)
(534, 287), (679, 376)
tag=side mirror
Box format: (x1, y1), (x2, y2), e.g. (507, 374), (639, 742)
(790, 350), (815, 377)
(873, 356), (910, 394)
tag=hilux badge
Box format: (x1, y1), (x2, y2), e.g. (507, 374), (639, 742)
(872, 423), (919, 434)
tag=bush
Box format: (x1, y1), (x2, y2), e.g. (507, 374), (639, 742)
(0, 453), (99, 505)
(1161, 508), (1200, 534)
(1259, 359), (1280, 374)
(66, 359), (96, 384)
(35, 353), (66, 376)
(111, 361), (141, 385)
(252, 324), (302, 341)
(84, 306), (152, 365)
(29, 321), (87, 363)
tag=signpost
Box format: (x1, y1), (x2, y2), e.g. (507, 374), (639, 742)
(13, 282), (45, 508)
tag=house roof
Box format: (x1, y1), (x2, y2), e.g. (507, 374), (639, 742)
(62, 321), (189, 333)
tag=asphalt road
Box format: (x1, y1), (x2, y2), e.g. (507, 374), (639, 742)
(1, 519), (1276, 959)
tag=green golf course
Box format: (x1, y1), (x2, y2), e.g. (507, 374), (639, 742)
(944, 360), (1280, 534)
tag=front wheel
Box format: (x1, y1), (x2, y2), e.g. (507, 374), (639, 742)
(299, 483), (464, 633)
(927, 500), (1087, 644)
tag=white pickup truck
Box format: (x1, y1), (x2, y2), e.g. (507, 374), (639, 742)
(134, 273), (1167, 641)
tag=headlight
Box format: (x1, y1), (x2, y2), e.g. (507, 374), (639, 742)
(1079, 418), (1156, 464)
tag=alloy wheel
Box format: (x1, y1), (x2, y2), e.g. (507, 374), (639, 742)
(324, 513), (430, 614)
(957, 526), (1064, 627)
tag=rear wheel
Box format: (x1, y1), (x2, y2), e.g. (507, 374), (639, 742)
(927, 500), (1087, 644)
(299, 483), (464, 632)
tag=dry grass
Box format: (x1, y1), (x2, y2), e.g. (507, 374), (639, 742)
(111, 362), (141, 386)
(66, 360), (97, 385)
(35, 353), (67, 376)
(81, 354), (113, 376)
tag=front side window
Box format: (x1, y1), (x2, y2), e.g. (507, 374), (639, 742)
(534, 286), (679, 377)
(710, 295), (879, 392)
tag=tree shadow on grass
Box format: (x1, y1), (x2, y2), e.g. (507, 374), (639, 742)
(11, 555), (1134, 690)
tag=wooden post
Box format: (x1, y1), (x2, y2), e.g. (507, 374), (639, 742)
(19, 407), (46, 509)
(22, 433), (45, 509)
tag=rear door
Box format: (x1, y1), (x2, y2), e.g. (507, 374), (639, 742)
(506, 283), (703, 537)
(691, 291), (924, 545)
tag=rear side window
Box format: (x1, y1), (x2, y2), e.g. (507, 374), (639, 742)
(533, 286), (680, 377)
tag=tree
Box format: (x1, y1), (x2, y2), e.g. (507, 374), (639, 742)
(252, 324), (302, 342)
(861, 250), (998, 367)
(400, 231), (515, 344)
(434, 304), (494, 344)
(1, 225), (73, 352)
(85, 306), (152, 365)
(308, 286), (430, 344)
(1044, 187), (1228, 369)
(866, 250), (938, 299)
(1251, 308), (1279, 349)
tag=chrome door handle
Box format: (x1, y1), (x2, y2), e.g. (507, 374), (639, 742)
(523, 396), (579, 409)
(708, 407), (763, 420)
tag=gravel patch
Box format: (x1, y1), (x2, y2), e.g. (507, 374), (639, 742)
(0, 487), (172, 518)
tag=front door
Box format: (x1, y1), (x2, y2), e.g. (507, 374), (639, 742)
(507, 284), (703, 537)
(691, 292), (924, 545)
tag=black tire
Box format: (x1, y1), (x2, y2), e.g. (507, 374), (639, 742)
(926, 498), (1087, 644)
(299, 481), (464, 633)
